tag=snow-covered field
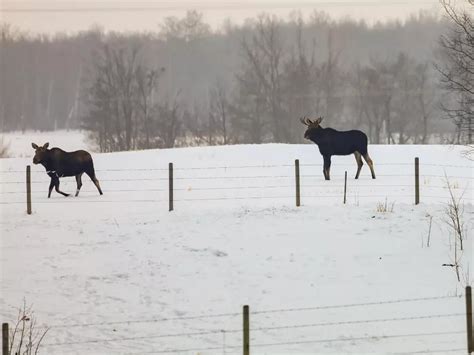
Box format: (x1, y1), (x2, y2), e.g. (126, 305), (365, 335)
(0, 132), (473, 354)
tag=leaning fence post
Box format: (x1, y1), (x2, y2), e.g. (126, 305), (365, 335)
(467, 286), (473, 353)
(26, 165), (32, 215)
(415, 157), (420, 205)
(295, 159), (300, 207)
(243, 305), (249, 355)
(343, 171), (347, 204)
(2, 323), (8, 355)
(169, 163), (173, 212)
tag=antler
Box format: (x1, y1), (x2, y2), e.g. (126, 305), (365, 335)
(299, 116), (314, 126)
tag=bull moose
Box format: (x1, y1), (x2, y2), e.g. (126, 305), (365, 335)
(300, 116), (376, 180)
(32, 143), (103, 197)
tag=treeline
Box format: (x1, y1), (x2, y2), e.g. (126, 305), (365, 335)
(0, 10), (467, 149)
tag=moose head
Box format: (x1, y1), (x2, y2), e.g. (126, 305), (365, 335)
(32, 142), (50, 165)
(300, 116), (323, 139)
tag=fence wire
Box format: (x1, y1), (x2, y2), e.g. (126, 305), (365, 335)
(250, 295), (460, 315)
(120, 330), (465, 354)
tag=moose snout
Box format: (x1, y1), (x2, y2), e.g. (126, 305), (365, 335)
(33, 157), (40, 164)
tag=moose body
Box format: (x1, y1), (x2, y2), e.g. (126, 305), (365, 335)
(301, 117), (376, 180)
(32, 143), (103, 197)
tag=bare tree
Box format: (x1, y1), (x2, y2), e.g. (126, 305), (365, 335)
(9, 301), (49, 355)
(155, 93), (183, 148)
(83, 43), (187, 151)
(84, 44), (141, 151)
(240, 15), (289, 142)
(231, 45), (267, 144)
(350, 54), (436, 144)
(442, 175), (468, 283)
(209, 80), (230, 145)
(160, 10), (211, 42)
(316, 28), (345, 125)
(114, 46), (139, 150)
(415, 63), (436, 143)
(136, 66), (165, 149)
(392, 54), (427, 144)
(351, 63), (388, 143)
(437, 0), (473, 144)
(83, 47), (117, 152)
(283, 14), (317, 142)
(228, 88), (266, 144)
(184, 101), (209, 146)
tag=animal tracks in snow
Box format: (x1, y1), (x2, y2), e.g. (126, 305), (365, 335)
(183, 246), (228, 258)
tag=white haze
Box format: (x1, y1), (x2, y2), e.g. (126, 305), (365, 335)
(2, 0), (444, 35)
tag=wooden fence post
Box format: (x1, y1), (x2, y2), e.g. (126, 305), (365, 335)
(415, 157), (420, 205)
(26, 165), (32, 215)
(169, 163), (173, 212)
(467, 286), (473, 353)
(295, 159), (300, 207)
(343, 171), (347, 204)
(243, 305), (249, 355)
(2, 323), (8, 355)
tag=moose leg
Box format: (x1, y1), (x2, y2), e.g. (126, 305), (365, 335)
(86, 171), (103, 195)
(354, 151), (364, 179)
(362, 153), (376, 179)
(93, 178), (103, 195)
(48, 178), (55, 198)
(75, 173), (83, 197)
(323, 155), (331, 180)
(54, 177), (70, 197)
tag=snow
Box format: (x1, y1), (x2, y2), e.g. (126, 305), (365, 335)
(0, 134), (473, 354)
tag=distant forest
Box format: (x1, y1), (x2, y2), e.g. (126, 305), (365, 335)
(0, 9), (472, 149)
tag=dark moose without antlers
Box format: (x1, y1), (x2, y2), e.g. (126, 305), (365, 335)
(300, 116), (376, 180)
(32, 143), (103, 197)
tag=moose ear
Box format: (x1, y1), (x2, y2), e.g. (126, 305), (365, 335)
(43, 142), (49, 149)
(32, 143), (39, 149)
(316, 117), (323, 124)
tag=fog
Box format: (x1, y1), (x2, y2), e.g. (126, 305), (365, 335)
(1, 1), (472, 149)
(3, 0), (443, 34)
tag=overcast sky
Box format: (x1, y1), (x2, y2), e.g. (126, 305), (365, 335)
(1, 0), (449, 35)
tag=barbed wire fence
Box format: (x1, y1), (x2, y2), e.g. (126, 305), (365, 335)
(2, 290), (473, 354)
(0, 157), (472, 214)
